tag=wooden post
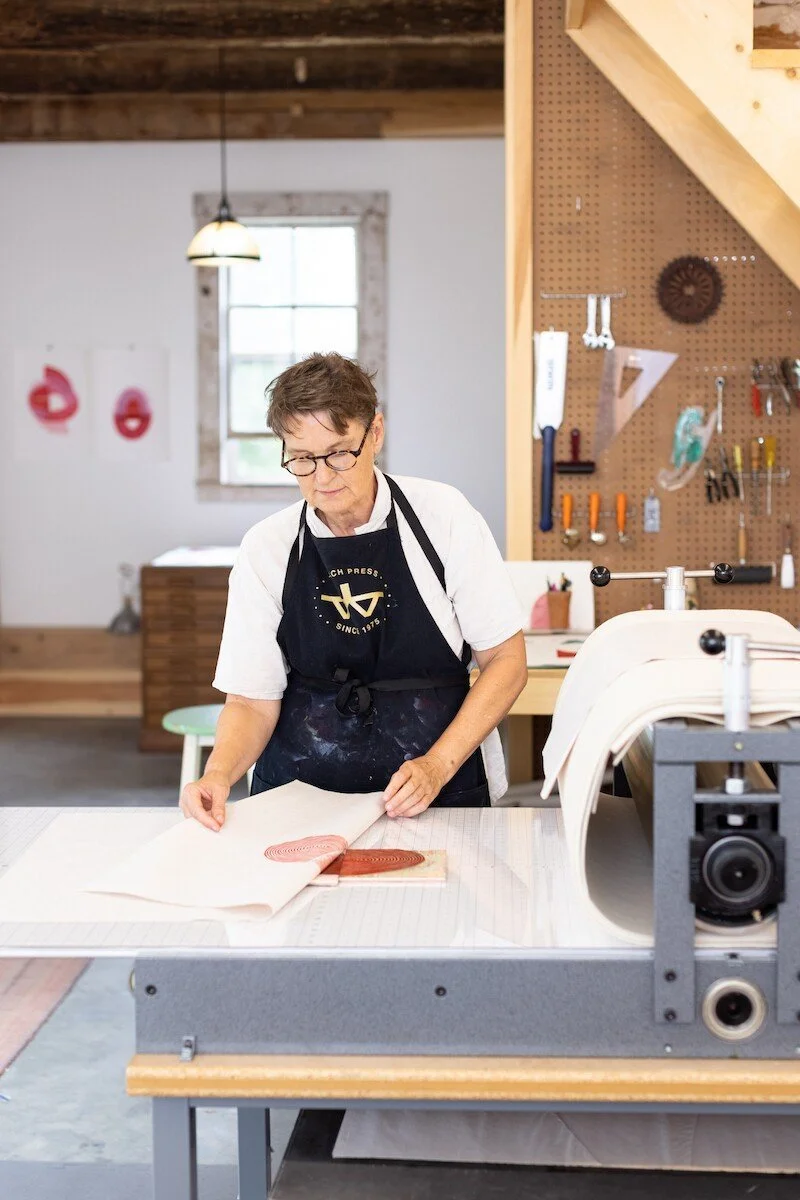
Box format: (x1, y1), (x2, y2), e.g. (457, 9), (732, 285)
(505, 0), (534, 562)
(505, 0), (535, 784)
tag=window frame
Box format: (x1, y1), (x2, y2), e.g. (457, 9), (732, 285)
(195, 191), (388, 502)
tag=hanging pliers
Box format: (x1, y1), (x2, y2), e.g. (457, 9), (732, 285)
(704, 460), (722, 503)
(718, 446), (739, 500)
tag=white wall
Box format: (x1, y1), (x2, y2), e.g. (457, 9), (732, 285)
(0, 138), (505, 626)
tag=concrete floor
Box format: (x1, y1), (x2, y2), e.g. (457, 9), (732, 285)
(0, 717), (246, 808)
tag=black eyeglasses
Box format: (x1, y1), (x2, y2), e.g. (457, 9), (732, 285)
(281, 422), (373, 477)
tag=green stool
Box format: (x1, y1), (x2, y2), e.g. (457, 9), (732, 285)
(162, 704), (255, 794)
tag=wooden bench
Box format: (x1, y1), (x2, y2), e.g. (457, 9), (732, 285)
(127, 1052), (800, 1200)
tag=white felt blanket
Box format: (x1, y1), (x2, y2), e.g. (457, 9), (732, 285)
(545, 609), (800, 945)
(542, 607), (800, 796)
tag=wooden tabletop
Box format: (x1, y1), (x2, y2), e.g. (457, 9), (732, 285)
(510, 668), (567, 716)
(127, 1053), (800, 1105)
(469, 667), (566, 716)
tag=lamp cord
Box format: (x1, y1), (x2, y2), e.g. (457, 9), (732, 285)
(218, 45), (228, 208)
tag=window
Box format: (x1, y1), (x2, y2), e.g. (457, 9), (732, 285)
(195, 192), (387, 501)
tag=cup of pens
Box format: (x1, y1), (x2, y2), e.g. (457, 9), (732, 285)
(546, 574), (572, 630)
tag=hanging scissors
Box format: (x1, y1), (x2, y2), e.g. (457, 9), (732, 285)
(704, 460), (722, 504)
(718, 446), (739, 501)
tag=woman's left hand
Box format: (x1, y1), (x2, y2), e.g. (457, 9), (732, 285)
(383, 753), (448, 818)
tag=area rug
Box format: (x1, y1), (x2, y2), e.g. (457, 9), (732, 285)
(0, 958), (89, 1074)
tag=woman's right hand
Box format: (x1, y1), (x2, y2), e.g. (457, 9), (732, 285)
(179, 770), (230, 832)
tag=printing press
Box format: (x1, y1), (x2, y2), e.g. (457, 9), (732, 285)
(5, 561), (800, 1194)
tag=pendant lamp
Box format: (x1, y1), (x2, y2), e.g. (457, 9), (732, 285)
(186, 47), (260, 267)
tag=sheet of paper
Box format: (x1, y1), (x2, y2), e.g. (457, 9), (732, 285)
(505, 560), (595, 633)
(524, 633), (586, 668)
(0, 809), (239, 936)
(334, 1107), (800, 1172)
(87, 781), (385, 917)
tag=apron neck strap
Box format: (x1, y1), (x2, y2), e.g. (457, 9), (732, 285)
(282, 502), (307, 610)
(384, 475), (447, 593)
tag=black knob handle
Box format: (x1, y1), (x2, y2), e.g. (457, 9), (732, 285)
(590, 565), (611, 588)
(699, 629), (726, 656)
(714, 562), (735, 584)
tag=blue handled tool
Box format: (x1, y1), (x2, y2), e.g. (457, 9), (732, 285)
(533, 331), (568, 533)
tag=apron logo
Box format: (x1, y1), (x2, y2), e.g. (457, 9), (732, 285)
(321, 580), (384, 620)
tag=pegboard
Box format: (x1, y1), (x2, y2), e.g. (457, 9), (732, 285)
(532, 0), (800, 624)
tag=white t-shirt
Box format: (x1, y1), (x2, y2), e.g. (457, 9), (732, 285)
(213, 468), (525, 802)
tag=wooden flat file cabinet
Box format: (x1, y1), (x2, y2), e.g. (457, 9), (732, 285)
(139, 565), (229, 751)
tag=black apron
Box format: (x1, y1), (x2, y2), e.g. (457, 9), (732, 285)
(251, 475), (489, 807)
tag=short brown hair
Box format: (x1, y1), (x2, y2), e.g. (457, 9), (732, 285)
(267, 352), (378, 439)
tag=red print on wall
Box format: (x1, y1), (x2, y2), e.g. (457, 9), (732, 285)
(114, 388), (153, 440)
(28, 366), (79, 430)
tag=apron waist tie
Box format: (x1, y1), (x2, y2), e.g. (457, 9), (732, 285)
(294, 667), (468, 717)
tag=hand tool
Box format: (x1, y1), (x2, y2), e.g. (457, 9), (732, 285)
(764, 373), (774, 417)
(704, 461), (722, 504)
(751, 361), (763, 418)
(556, 428), (596, 474)
(769, 359), (793, 414)
(764, 434), (776, 518)
(750, 436), (762, 516)
(597, 294), (615, 350)
(533, 330), (568, 533)
(593, 346), (678, 459)
(588, 492), (607, 545)
(718, 446), (738, 500)
(615, 493), (632, 544)
(732, 443), (745, 506)
(582, 295), (598, 349)
(738, 511), (747, 566)
(714, 375), (725, 436)
(561, 493), (580, 548)
(780, 357), (800, 407)
(730, 564), (775, 583)
(642, 488), (661, 534)
(656, 407), (716, 491)
(781, 519), (795, 590)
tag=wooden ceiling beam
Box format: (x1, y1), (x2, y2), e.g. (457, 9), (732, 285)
(0, 1), (504, 51)
(0, 89), (504, 141)
(0, 45), (503, 95)
(0, 34), (504, 55)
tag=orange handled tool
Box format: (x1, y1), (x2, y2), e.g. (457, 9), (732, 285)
(738, 512), (747, 565)
(588, 492), (606, 545)
(561, 493), (579, 547)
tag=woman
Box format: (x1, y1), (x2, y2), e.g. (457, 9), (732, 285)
(181, 353), (527, 830)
